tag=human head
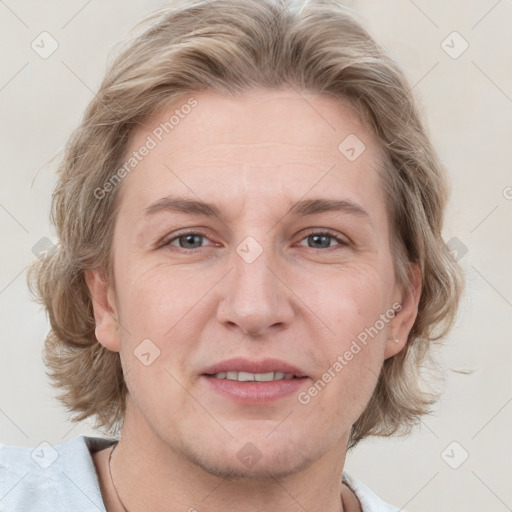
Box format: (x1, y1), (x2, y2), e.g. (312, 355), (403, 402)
(27, 0), (464, 451)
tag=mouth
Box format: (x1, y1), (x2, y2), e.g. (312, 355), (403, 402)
(201, 357), (309, 379)
(206, 371), (304, 382)
(200, 357), (310, 404)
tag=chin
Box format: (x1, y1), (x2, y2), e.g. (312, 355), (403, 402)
(180, 433), (319, 481)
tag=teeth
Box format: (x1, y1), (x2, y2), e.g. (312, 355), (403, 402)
(238, 371), (255, 382)
(211, 371), (295, 381)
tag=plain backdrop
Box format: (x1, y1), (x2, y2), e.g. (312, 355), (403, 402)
(1, 1), (511, 511)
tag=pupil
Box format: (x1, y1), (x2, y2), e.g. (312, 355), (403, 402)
(182, 234), (202, 248)
(311, 234), (330, 248)
(178, 234), (331, 249)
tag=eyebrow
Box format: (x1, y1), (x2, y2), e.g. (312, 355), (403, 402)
(143, 195), (369, 220)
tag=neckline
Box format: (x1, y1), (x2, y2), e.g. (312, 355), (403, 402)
(83, 436), (363, 512)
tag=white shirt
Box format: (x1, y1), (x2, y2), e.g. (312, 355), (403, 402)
(0, 435), (403, 511)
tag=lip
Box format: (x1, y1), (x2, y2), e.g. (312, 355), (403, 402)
(201, 375), (310, 404)
(201, 357), (308, 378)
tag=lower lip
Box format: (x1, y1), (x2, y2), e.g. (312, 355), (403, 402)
(201, 375), (309, 404)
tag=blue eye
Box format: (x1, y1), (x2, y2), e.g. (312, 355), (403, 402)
(297, 231), (348, 250)
(165, 232), (210, 251)
(161, 229), (348, 253)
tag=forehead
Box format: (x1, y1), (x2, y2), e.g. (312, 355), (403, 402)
(116, 88), (386, 217)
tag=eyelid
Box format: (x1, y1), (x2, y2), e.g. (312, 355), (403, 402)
(297, 228), (349, 247)
(159, 229), (215, 249)
(160, 227), (349, 251)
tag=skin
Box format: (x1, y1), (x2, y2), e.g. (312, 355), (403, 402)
(86, 87), (421, 512)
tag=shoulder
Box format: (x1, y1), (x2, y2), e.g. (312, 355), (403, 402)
(342, 471), (406, 512)
(0, 435), (116, 512)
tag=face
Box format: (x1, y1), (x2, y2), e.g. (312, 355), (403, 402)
(87, 87), (419, 480)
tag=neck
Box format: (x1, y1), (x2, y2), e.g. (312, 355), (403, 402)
(106, 403), (350, 512)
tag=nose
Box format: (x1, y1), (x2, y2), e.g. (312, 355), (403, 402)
(216, 239), (295, 338)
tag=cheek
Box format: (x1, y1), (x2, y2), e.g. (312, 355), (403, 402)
(115, 260), (214, 339)
(113, 264), (205, 427)
(112, 262), (209, 394)
(295, 263), (392, 401)
(299, 262), (393, 341)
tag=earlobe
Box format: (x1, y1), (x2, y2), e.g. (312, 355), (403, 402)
(84, 269), (121, 352)
(384, 263), (422, 359)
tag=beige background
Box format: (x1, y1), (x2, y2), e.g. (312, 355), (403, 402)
(1, 1), (511, 511)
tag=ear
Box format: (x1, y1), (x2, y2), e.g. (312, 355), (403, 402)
(84, 269), (121, 352)
(384, 263), (422, 359)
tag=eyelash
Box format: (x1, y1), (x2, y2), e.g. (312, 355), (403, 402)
(160, 229), (349, 253)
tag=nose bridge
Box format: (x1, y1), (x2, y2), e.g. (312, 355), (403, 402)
(235, 233), (274, 289)
(216, 230), (293, 336)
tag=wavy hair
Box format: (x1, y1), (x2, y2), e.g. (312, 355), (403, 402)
(27, 0), (464, 447)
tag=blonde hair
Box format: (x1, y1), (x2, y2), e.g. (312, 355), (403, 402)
(27, 0), (464, 447)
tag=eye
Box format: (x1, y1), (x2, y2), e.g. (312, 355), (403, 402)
(162, 231), (214, 252)
(160, 229), (348, 253)
(297, 230), (348, 250)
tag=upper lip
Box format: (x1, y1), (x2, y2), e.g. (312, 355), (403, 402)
(201, 357), (308, 378)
